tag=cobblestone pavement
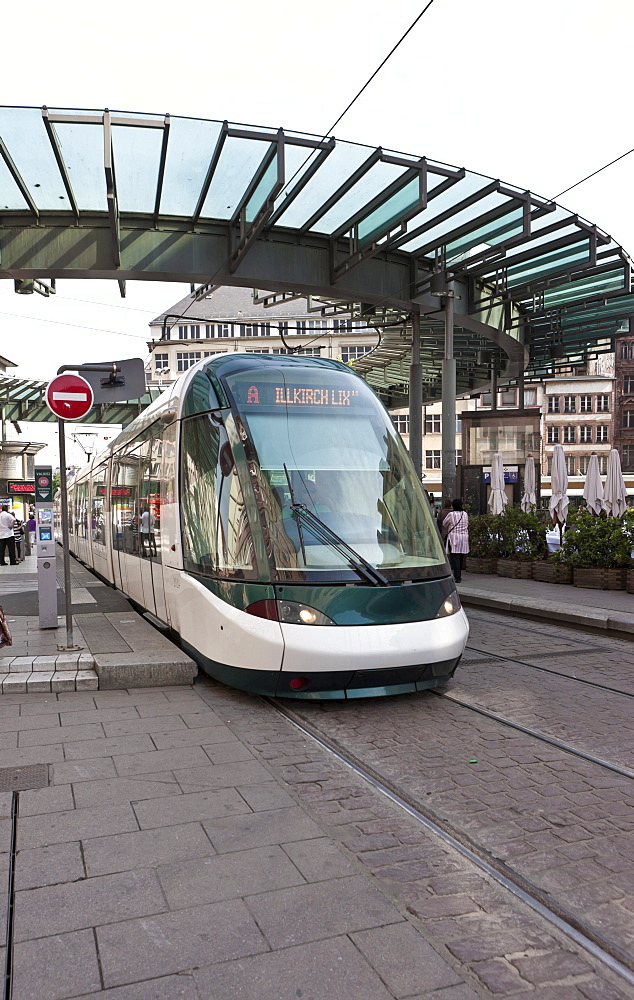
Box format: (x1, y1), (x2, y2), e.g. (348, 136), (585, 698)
(0, 677), (632, 999)
(283, 612), (634, 974)
(465, 610), (634, 697)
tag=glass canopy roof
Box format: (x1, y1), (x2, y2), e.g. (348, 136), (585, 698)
(1, 105), (632, 401)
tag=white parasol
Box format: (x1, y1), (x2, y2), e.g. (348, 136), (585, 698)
(582, 453), (604, 515)
(603, 449), (628, 518)
(549, 444), (569, 538)
(521, 454), (537, 512)
(488, 452), (508, 515)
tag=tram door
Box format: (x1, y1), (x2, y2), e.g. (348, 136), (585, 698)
(138, 435), (168, 623)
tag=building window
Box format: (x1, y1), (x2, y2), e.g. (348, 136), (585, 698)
(216, 324), (231, 338)
(579, 456), (590, 475)
(547, 396), (560, 413)
(624, 377), (634, 395)
(524, 389), (537, 406)
(190, 325), (201, 340)
(308, 320), (328, 332)
(622, 445), (634, 471)
(392, 415), (409, 434)
(479, 392), (492, 407)
(178, 325), (189, 340)
(563, 426), (575, 444)
(596, 394), (610, 412)
(563, 395), (576, 413)
(340, 344), (373, 362)
(203, 350), (225, 356)
(598, 455), (608, 474)
(596, 425), (609, 442)
(333, 318), (353, 333)
(623, 410), (634, 428)
(621, 342), (629, 360)
(456, 449), (463, 465)
(547, 426), (559, 443)
(424, 414), (441, 433)
(154, 353), (169, 370)
(295, 347), (323, 356)
(206, 324), (214, 338)
(161, 327), (171, 340)
(425, 450), (441, 469)
(500, 389), (517, 406)
(547, 458), (553, 476)
(455, 417), (462, 433)
(566, 456), (576, 476)
(579, 426), (592, 443)
(579, 395), (592, 413)
(177, 352), (201, 371)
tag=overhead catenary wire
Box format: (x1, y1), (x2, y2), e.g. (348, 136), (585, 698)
(156, 1), (439, 340)
(551, 146), (634, 201)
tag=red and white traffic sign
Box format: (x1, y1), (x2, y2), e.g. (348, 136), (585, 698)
(45, 374), (94, 420)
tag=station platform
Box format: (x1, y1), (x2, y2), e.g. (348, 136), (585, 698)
(458, 570), (634, 636)
(0, 549), (196, 693)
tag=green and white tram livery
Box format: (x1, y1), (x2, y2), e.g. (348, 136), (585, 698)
(67, 354), (468, 698)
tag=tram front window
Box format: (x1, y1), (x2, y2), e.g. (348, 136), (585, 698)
(227, 367), (447, 582)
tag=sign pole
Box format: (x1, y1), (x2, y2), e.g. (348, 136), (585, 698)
(57, 418), (77, 650)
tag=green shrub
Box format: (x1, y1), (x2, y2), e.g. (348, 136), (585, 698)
(555, 507), (633, 569)
(498, 506), (548, 562)
(468, 513), (503, 558)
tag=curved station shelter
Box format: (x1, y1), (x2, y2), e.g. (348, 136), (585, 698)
(1, 106), (633, 498)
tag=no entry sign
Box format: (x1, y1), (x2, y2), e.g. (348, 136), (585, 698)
(45, 373), (94, 420)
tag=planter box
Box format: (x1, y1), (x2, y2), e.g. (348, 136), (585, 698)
(573, 567), (627, 590)
(464, 556), (497, 574)
(626, 568), (634, 595)
(496, 559), (533, 580)
(532, 561), (573, 585)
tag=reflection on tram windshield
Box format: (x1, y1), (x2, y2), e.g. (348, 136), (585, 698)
(228, 368), (446, 580)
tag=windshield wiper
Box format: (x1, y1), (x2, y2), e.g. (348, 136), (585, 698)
(290, 502), (389, 587)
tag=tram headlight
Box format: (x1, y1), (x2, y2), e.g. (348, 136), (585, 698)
(435, 590), (461, 618)
(278, 600), (334, 625)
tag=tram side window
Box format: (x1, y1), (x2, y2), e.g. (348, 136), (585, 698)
(76, 482), (89, 539)
(181, 413), (256, 578)
(111, 449), (141, 554)
(140, 437), (162, 562)
(68, 491), (74, 535)
(91, 464), (107, 546)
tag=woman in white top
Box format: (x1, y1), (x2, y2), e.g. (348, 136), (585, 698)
(442, 498), (469, 583)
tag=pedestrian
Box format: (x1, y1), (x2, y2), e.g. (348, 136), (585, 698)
(0, 506), (17, 566)
(140, 507), (157, 557)
(436, 498), (452, 531)
(27, 514), (36, 546)
(442, 498), (469, 583)
(13, 517), (24, 562)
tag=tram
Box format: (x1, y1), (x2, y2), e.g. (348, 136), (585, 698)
(66, 354), (468, 698)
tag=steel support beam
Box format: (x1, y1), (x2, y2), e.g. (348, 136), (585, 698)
(408, 312), (422, 480)
(441, 276), (457, 502)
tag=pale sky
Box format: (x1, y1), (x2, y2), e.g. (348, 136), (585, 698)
(2, 0), (633, 390)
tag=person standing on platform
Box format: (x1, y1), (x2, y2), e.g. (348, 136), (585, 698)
(0, 506), (17, 566)
(442, 498), (469, 583)
(13, 517), (24, 562)
(140, 507), (157, 557)
(27, 514), (36, 546)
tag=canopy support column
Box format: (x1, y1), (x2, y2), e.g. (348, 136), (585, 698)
(442, 277), (457, 501)
(409, 312), (422, 481)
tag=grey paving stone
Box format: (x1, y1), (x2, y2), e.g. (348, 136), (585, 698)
(59, 705), (140, 726)
(245, 874), (403, 948)
(102, 715), (189, 737)
(96, 899), (268, 987)
(63, 734), (155, 760)
(0, 745), (64, 768)
(72, 773), (181, 809)
(84, 823), (215, 877)
(51, 757), (117, 785)
(352, 922), (464, 996)
(203, 806), (323, 854)
(193, 934), (395, 1000)
(136, 703), (211, 720)
(134, 788), (251, 829)
(17, 722), (104, 747)
(0, 731), (17, 749)
(14, 869), (166, 940)
(11, 928), (101, 1000)
(173, 760), (275, 793)
(15, 841), (85, 890)
(203, 741), (255, 764)
(282, 837), (358, 882)
(0, 712), (61, 734)
(235, 782), (297, 812)
(113, 745), (212, 776)
(69, 975), (201, 1000)
(17, 803), (139, 849)
(158, 844), (306, 908)
(151, 725), (238, 749)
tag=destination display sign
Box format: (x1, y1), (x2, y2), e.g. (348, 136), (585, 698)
(34, 467), (53, 503)
(235, 381), (362, 410)
(6, 481), (35, 494)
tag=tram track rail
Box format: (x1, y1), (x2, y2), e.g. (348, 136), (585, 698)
(265, 697), (634, 987)
(265, 696), (634, 987)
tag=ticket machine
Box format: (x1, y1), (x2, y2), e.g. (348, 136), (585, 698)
(35, 467), (58, 628)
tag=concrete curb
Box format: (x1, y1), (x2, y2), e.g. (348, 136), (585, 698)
(458, 586), (634, 636)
